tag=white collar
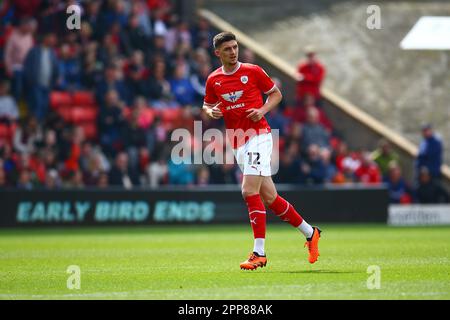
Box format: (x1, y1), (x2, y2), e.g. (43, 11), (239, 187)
(222, 62), (241, 75)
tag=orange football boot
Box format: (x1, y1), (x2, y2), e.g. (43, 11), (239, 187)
(304, 227), (322, 264)
(240, 252), (267, 270)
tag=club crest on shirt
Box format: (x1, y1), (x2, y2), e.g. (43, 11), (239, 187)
(221, 90), (243, 103)
(241, 76), (248, 84)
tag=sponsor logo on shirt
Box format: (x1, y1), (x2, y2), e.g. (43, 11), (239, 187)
(226, 103), (245, 111)
(221, 90), (243, 103)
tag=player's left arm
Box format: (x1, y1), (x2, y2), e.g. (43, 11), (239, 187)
(246, 87), (282, 122)
(246, 66), (282, 122)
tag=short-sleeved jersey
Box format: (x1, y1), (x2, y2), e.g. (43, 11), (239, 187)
(204, 62), (276, 148)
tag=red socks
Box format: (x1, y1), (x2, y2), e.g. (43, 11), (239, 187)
(244, 194), (266, 239)
(268, 195), (303, 228)
(244, 194), (304, 240)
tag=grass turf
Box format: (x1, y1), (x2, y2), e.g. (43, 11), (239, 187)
(0, 224), (449, 300)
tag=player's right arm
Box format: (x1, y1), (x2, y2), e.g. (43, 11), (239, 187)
(203, 102), (223, 119)
(203, 76), (223, 120)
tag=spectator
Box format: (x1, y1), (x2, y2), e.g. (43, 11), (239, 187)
(82, 147), (111, 186)
(168, 147), (194, 185)
(126, 96), (155, 129)
(321, 148), (337, 183)
(241, 48), (256, 64)
(190, 61), (211, 106)
(125, 50), (150, 98)
(416, 167), (449, 204)
(13, 116), (42, 155)
(39, 129), (59, 160)
(96, 63), (130, 106)
(300, 144), (327, 185)
(301, 107), (330, 151)
(57, 43), (81, 90)
(97, 33), (119, 67)
(294, 94), (332, 131)
(97, 171), (109, 188)
(191, 17), (213, 49)
(384, 163), (413, 204)
(284, 122), (302, 150)
(266, 78), (290, 135)
(23, 32), (59, 121)
(147, 60), (174, 106)
(266, 105), (290, 137)
(84, 0), (105, 40)
(17, 168), (34, 189)
(371, 139), (399, 178)
(196, 166), (210, 186)
(0, 142), (17, 179)
(0, 80), (19, 121)
(274, 151), (299, 184)
(41, 148), (58, 171)
(79, 22), (94, 47)
(170, 62), (195, 106)
(102, 0), (128, 30)
(122, 102), (148, 171)
(149, 34), (171, 67)
(38, 0), (69, 35)
(120, 14), (151, 56)
(11, 0), (41, 22)
(99, 90), (126, 156)
(130, 1), (152, 37)
(108, 151), (139, 189)
(44, 168), (60, 189)
(416, 123), (443, 181)
(147, 155), (168, 187)
(296, 45), (325, 105)
(63, 126), (85, 172)
(81, 42), (102, 88)
(65, 169), (85, 188)
(165, 19), (192, 55)
(4, 17), (36, 100)
(0, 164), (7, 188)
(354, 152), (382, 185)
(333, 141), (349, 172)
(23, 150), (48, 185)
(209, 163), (239, 185)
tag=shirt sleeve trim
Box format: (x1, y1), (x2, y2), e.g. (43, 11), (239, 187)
(264, 84), (277, 95)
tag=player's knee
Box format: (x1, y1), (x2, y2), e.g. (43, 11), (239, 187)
(242, 189), (259, 199)
(262, 192), (277, 206)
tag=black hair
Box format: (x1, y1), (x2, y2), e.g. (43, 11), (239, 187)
(213, 31), (236, 49)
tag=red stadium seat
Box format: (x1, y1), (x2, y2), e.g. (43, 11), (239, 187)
(0, 122), (16, 144)
(0, 124), (9, 138)
(57, 106), (73, 122)
(72, 91), (96, 106)
(79, 122), (98, 140)
(159, 108), (183, 130)
(50, 91), (72, 109)
(71, 106), (98, 123)
(160, 108), (182, 122)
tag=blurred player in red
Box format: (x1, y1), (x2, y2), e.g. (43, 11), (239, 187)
(202, 32), (321, 270)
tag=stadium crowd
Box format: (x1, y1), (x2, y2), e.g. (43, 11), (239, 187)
(0, 0), (447, 204)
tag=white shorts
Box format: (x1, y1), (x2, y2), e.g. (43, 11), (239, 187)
(233, 133), (273, 176)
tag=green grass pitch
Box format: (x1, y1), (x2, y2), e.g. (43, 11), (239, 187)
(1, 224), (449, 299)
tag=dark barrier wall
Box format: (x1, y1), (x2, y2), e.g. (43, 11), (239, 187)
(0, 185), (388, 227)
